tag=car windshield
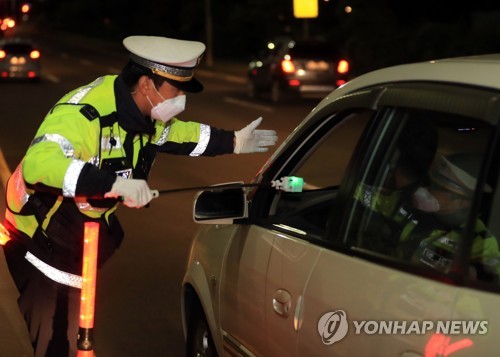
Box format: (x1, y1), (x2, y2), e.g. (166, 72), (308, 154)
(2, 44), (33, 54)
(289, 42), (337, 59)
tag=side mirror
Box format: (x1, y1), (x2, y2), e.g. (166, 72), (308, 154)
(193, 183), (248, 224)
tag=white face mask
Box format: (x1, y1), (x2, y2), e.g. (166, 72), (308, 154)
(147, 83), (186, 123)
(412, 187), (440, 213)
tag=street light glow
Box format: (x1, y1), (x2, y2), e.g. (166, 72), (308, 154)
(293, 0), (318, 19)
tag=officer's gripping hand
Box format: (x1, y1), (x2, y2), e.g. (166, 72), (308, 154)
(104, 177), (154, 208)
(234, 117), (278, 154)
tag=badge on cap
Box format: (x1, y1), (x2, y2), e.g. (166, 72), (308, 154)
(123, 35), (206, 92)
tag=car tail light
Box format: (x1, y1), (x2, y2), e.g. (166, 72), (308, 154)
(336, 79), (346, 87)
(1, 71), (8, 78)
(28, 71), (36, 78)
(337, 60), (349, 74)
(30, 50), (40, 59)
(288, 79), (300, 87)
(281, 59), (296, 73)
(0, 50), (5, 59)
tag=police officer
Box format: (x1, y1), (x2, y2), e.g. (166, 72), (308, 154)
(1, 35), (277, 356)
(401, 153), (500, 280)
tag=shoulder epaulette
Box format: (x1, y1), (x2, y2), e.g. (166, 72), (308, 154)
(48, 102), (101, 122)
(79, 104), (100, 121)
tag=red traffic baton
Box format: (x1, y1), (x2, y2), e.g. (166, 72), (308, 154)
(77, 222), (100, 356)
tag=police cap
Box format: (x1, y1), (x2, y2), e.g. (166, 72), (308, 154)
(429, 153), (491, 197)
(123, 35), (205, 93)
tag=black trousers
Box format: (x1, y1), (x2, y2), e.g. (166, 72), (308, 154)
(2, 239), (81, 357)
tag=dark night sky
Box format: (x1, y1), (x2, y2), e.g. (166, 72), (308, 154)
(6, 0), (500, 75)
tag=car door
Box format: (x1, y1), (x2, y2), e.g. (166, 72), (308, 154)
(295, 83), (500, 356)
(449, 130), (500, 355)
(218, 106), (376, 355)
(259, 104), (458, 357)
(218, 86), (379, 355)
(251, 101), (379, 355)
(263, 109), (373, 355)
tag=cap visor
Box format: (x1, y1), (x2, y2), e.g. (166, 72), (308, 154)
(165, 77), (203, 93)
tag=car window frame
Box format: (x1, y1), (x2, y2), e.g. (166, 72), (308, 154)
(247, 81), (500, 293)
(264, 109), (375, 242)
(335, 83), (500, 291)
(247, 87), (385, 244)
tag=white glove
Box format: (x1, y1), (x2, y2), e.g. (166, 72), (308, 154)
(104, 177), (154, 208)
(234, 117), (278, 154)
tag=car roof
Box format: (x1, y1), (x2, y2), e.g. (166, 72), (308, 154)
(322, 53), (500, 104)
(0, 37), (35, 45)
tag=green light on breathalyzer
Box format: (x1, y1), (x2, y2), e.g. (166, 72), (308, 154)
(287, 176), (304, 192)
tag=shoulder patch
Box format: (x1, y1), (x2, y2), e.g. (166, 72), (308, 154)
(80, 104), (100, 121)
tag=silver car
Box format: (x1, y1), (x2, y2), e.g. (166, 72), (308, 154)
(182, 53), (500, 356)
(0, 37), (41, 81)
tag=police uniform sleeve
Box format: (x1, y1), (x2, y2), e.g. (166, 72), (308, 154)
(22, 106), (117, 198)
(154, 119), (234, 156)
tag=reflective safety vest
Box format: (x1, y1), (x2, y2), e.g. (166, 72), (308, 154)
(406, 219), (500, 278)
(4, 75), (228, 284)
(355, 183), (500, 278)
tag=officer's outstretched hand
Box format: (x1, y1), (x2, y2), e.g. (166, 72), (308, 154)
(104, 177), (154, 208)
(234, 117), (278, 154)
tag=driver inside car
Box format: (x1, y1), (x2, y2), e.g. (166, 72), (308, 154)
(400, 153), (500, 281)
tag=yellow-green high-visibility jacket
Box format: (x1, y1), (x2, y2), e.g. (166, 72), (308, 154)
(403, 218), (500, 279)
(4, 75), (234, 275)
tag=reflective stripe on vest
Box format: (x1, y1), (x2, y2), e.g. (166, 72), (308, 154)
(25, 251), (82, 289)
(190, 124), (210, 156)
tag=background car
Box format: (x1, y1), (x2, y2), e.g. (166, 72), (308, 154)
(0, 37), (41, 81)
(247, 37), (350, 103)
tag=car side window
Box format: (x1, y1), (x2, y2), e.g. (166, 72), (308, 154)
(343, 108), (500, 283)
(480, 149), (500, 285)
(267, 110), (373, 241)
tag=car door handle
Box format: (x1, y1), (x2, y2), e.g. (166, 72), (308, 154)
(272, 289), (292, 318)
